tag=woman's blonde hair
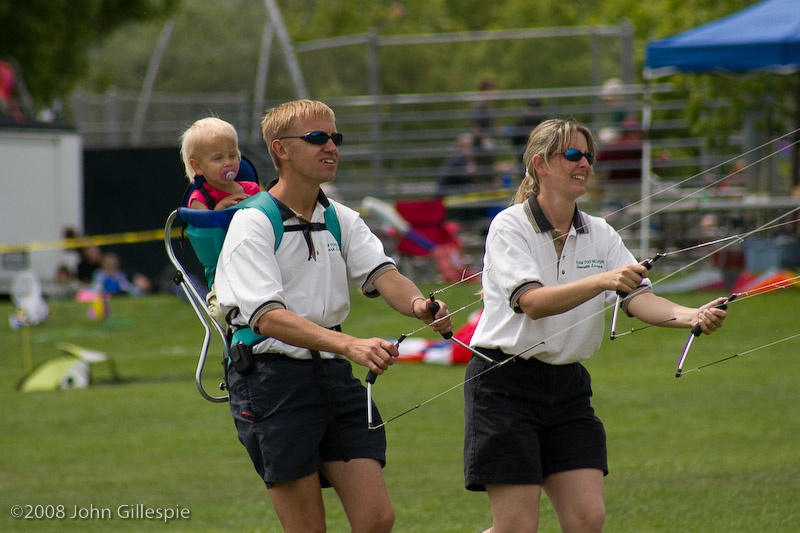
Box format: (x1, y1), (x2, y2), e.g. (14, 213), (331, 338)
(179, 117), (240, 181)
(512, 118), (596, 204)
(261, 99), (336, 171)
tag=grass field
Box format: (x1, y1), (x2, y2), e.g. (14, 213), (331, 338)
(1, 281), (798, 532)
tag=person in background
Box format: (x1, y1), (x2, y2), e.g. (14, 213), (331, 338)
(464, 118), (728, 533)
(90, 252), (142, 296)
(0, 58), (32, 124)
(471, 77), (498, 182)
(509, 98), (545, 162)
(76, 243), (151, 294)
(597, 78), (630, 145)
(52, 264), (80, 300)
(180, 117), (259, 210)
(436, 132), (480, 195)
(214, 99), (453, 532)
(76, 244), (103, 285)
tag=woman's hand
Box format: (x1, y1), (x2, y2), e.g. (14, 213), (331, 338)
(693, 297), (728, 335)
(604, 263), (650, 294)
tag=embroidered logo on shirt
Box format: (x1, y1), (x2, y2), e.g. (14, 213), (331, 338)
(575, 258), (605, 269)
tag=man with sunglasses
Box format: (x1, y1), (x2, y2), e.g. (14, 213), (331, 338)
(214, 99), (453, 532)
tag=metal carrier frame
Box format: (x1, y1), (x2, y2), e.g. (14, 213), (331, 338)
(164, 209), (229, 403)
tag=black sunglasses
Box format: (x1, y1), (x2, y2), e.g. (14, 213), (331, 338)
(561, 148), (594, 165)
(279, 131), (343, 146)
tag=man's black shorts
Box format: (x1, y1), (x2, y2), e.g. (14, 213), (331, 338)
(227, 354), (386, 488)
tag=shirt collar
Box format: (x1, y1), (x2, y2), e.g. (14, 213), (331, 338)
(265, 179), (331, 221)
(523, 195), (588, 234)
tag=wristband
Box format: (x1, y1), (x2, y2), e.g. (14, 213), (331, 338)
(411, 297), (426, 319)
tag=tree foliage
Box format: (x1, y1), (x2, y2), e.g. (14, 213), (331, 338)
(0, 0), (179, 108)
(6, 0), (793, 157)
(75, 1), (792, 104)
(591, 0), (797, 150)
(79, 0), (625, 100)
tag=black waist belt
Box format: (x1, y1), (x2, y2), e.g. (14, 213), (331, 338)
(474, 347), (515, 363)
(251, 325), (342, 360)
(475, 347), (580, 370)
(252, 352), (300, 361)
(474, 347), (545, 365)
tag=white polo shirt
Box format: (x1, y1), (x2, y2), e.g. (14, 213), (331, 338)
(215, 193), (396, 360)
(470, 196), (650, 365)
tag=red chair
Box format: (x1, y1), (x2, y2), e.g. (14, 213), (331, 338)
(394, 198), (468, 283)
(395, 198), (461, 255)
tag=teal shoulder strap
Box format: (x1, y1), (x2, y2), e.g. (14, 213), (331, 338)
(225, 195), (342, 352)
(258, 193), (285, 252)
(243, 192), (341, 252)
(324, 203), (342, 249)
(234, 191), (284, 251)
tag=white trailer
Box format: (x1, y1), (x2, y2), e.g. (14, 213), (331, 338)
(0, 126), (82, 294)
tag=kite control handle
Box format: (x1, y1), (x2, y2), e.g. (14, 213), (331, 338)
(611, 256), (663, 341)
(690, 294), (735, 336)
(676, 294), (736, 378)
(430, 294), (496, 364)
(616, 256), (658, 297)
(427, 294), (453, 340)
(365, 334), (407, 384)
(365, 294), (452, 384)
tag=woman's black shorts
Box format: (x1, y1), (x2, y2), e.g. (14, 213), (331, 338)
(464, 349), (607, 491)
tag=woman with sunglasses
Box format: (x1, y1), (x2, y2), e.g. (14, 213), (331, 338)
(464, 118), (728, 532)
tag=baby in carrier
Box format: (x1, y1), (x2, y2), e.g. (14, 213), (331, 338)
(180, 117), (260, 326)
(180, 117), (259, 210)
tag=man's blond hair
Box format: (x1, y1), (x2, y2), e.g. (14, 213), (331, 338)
(261, 99), (336, 171)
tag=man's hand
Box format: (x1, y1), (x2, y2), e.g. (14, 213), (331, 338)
(344, 337), (399, 376)
(412, 297), (453, 335)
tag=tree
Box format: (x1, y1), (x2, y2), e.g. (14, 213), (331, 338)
(595, 0), (798, 187)
(56, 0), (794, 184)
(0, 0), (179, 113)
(75, 0), (595, 100)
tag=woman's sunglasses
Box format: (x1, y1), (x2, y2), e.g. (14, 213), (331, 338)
(561, 148), (594, 165)
(279, 131), (343, 146)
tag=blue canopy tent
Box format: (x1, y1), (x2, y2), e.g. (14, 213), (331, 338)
(644, 0), (800, 77)
(635, 0), (800, 256)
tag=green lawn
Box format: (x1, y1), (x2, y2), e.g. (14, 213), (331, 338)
(1, 282), (798, 532)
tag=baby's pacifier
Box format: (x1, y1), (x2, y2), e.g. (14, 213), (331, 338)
(223, 170), (237, 181)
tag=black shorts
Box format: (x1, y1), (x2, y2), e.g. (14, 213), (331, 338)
(464, 349), (607, 491)
(226, 354), (386, 488)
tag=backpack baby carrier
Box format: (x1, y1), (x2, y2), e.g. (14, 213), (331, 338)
(164, 159), (341, 402)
